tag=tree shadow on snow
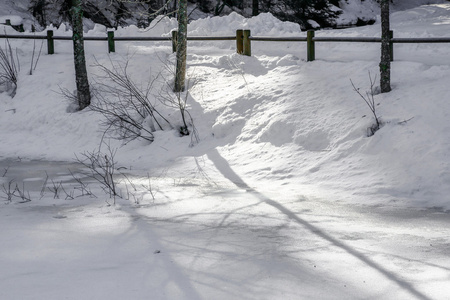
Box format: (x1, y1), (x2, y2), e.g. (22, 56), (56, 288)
(206, 148), (434, 300)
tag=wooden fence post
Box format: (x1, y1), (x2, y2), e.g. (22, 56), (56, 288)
(108, 31), (115, 53)
(307, 30), (315, 62)
(47, 30), (54, 54)
(243, 29), (251, 56)
(389, 30), (394, 62)
(236, 29), (243, 54)
(172, 30), (177, 53)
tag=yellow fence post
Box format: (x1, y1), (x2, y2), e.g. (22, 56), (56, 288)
(236, 29), (243, 54)
(172, 30), (178, 53)
(243, 29), (251, 56)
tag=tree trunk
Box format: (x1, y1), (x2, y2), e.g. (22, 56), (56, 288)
(174, 0), (187, 92)
(253, 0), (259, 16)
(380, 0), (391, 93)
(71, 0), (91, 110)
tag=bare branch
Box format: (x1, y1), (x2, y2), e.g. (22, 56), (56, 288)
(351, 72), (382, 136)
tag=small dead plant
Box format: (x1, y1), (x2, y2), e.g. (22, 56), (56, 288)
(2, 180), (31, 203)
(14, 182), (32, 203)
(1, 180), (15, 202)
(159, 60), (199, 145)
(75, 142), (121, 205)
(141, 173), (157, 201)
(158, 76), (199, 143)
(48, 178), (63, 199)
(69, 169), (97, 198)
(29, 34), (44, 75)
(1, 166), (9, 177)
(351, 72), (382, 137)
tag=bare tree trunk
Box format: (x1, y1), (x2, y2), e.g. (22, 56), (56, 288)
(380, 0), (391, 93)
(71, 0), (91, 110)
(174, 0), (187, 92)
(253, 0), (259, 16)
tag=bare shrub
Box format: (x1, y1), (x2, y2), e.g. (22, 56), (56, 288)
(29, 37), (44, 75)
(1, 166), (8, 177)
(0, 36), (19, 97)
(158, 75), (199, 142)
(141, 173), (157, 201)
(68, 169), (97, 198)
(1, 180), (15, 202)
(58, 87), (81, 113)
(48, 178), (63, 199)
(14, 182), (32, 203)
(158, 60), (199, 144)
(121, 172), (157, 204)
(74, 141), (160, 205)
(75, 142), (122, 205)
(1, 180), (31, 203)
(91, 58), (172, 143)
(91, 56), (198, 145)
(351, 72), (382, 137)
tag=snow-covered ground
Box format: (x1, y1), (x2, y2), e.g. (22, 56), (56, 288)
(1, 2), (450, 299)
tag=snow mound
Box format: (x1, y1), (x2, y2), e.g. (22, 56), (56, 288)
(188, 12), (301, 36)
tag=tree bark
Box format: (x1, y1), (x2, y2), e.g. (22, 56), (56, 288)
(71, 0), (91, 110)
(380, 0), (391, 93)
(174, 0), (187, 92)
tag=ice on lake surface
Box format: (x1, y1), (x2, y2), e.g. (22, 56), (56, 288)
(0, 159), (90, 191)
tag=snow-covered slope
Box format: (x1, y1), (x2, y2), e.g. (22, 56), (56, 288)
(0, 3), (449, 211)
(1, 4), (450, 300)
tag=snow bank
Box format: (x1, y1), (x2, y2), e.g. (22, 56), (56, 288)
(189, 12), (301, 36)
(0, 3), (450, 210)
(0, 15), (23, 26)
(336, 0), (379, 26)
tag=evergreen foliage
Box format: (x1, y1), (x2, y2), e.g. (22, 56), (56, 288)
(26, 0), (350, 30)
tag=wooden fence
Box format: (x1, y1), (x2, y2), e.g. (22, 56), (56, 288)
(1, 20), (450, 62)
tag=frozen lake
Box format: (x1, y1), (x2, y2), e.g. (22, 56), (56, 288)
(1, 157), (450, 299)
(0, 158), (88, 190)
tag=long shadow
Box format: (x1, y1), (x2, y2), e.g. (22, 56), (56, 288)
(207, 148), (433, 300)
(126, 216), (204, 300)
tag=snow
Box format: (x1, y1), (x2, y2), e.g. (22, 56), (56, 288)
(1, 2), (450, 299)
(336, 0), (450, 25)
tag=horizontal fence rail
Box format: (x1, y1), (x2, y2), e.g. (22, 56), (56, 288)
(250, 37), (307, 42)
(109, 36), (170, 41)
(0, 26), (449, 61)
(391, 37), (450, 43)
(312, 37), (381, 42)
(186, 36), (235, 40)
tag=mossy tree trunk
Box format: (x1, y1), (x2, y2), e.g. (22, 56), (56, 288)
(174, 0), (187, 92)
(380, 0), (391, 93)
(71, 0), (91, 110)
